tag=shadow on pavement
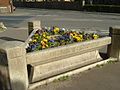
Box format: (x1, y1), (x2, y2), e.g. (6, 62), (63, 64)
(0, 37), (24, 42)
(99, 53), (109, 60)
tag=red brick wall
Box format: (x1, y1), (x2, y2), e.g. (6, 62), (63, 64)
(0, 0), (10, 7)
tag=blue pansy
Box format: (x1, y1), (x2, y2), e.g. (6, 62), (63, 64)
(49, 39), (55, 43)
(31, 44), (36, 51)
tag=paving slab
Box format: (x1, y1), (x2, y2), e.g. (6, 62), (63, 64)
(0, 28), (28, 43)
(32, 61), (120, 90)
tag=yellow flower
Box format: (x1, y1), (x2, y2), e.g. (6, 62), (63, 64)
(41, 43), (48, 49)
(32, 39), (37, 43)
(42, 45), (46, 49)
(42, 33), (46, 38)
(36, 37), (39, 39)
(73, 32), (77, 36)
(41, 41), (46, 46)
(43, 38), (48, 43)
(75, 37), (82, 42)
(34, 34), (39, 39)
(54, 27), (60, 34)
(46, 44), (49, 48)
(79, 34), (83, 38)
(93, 34), (99, 39)
(34, 33), (39, 37)
(47, 36), (51, 40)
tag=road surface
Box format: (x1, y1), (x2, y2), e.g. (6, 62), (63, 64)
(1, 8), (120, 30)
(32, 61), (120, 90)
(0, 8), (120, 42)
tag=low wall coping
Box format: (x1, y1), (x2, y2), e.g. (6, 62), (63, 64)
(26, 37), (111, 64)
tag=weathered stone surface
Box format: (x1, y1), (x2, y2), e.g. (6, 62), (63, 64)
(0, 22), (7, 32)
(8, 56), (28, 90)
(0, 49), (10, 90)
(109, 26), (120, 35)
(0, 41), (25, 59)
(0, 7), (9, 13)
(108, 27), (120, 60)
(0, 41), (28, 90)
(0, 35), (112, 89)
(26, 37), (111, 64)
(28, 21), (41, 35)
(28, 50), (102, 83)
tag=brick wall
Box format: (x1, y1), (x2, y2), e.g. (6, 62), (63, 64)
(0, 0), (10, 6)
(0, 0), (11, 13)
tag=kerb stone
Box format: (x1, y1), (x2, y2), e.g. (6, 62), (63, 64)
(29, 50), (102, 83)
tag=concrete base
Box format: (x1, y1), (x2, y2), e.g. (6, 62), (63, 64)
(28, 50), (102, 83)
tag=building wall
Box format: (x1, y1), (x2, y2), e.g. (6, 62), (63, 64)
(0, 0), (12, 13)
(0, 0), (10, 6)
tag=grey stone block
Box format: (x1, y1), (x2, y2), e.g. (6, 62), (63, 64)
(109, 26), (120, 35)
(0, 36), (112, 89)
(28, 21), (41, 35)
(0, 41), (28, 90)
(0, 41), (26, 59)
(26, 37), (111, 64)
(108, 27), (120, 60)
(29, 50), (102, 83)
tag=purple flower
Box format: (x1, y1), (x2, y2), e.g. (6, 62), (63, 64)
(49, 39), (55, 43)
(31, 44), (36, 51)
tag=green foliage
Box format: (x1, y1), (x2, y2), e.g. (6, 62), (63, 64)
(58, 75), (69, 81)
(107, 60), (119, 64)
(53, 75), (70, 83)
(96, 64), (104, 68)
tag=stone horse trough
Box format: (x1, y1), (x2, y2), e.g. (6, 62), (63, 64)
(0, 21), (120, 90)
